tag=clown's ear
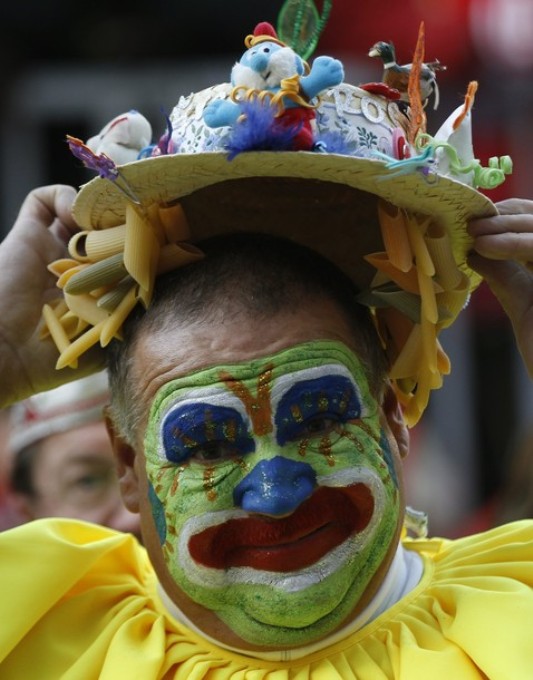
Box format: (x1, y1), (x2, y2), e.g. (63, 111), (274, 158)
(104, 407), (140, 512)
(381, 384), (410, 460)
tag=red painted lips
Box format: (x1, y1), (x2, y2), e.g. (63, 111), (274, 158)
(188, 484), (374, 572)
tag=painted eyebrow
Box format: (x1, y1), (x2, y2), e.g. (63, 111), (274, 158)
(274, 374), (363, 445)
(160, 402), (254, 464)
(156, 386), (251, 460)
(270, 363), (365, 409)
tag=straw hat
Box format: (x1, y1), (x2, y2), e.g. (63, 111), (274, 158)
(46, 22), (512, 424)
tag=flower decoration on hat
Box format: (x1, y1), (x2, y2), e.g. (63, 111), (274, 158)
(42, 5), (512, 426)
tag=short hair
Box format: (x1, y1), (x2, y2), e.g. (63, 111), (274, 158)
(107, 232), (388, 444)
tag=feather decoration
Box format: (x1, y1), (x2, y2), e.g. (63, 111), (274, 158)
(225, 99), (303, 160)
(407, 22), (427, 146)
(313, 131), (357, 155)
(155, 109), (175, 155)
(67, 135), (119, 180)
(66, 135), (141, 204)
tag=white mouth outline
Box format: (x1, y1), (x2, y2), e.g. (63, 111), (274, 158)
(175, 466), (386, 593)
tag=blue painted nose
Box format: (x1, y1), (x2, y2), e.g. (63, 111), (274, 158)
(233, 456), (317, 516)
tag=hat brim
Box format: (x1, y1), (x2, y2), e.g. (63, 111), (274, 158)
(73, 150), (497, 292)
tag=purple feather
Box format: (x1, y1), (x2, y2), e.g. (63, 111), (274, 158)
(155, 109), (174, 156)
(66, 135), (119, 180)
(226, 99), (302, 160)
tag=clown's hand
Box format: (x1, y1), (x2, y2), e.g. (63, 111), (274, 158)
(468, 198), (533, 378)
(0, 185), (105, 407)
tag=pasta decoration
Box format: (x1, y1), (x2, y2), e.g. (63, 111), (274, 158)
(364, 200), (469, 426)
(42, 202), (203, 369)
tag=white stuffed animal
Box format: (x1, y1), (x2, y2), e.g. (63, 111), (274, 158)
(86, 110), (152, 165)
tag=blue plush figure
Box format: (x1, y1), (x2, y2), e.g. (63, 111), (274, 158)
(203, 21), (344, 152)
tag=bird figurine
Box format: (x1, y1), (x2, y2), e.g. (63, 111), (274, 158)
(368, 40), (446, 110)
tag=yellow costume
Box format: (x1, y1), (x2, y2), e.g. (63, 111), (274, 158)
(1, 518), (532, 679)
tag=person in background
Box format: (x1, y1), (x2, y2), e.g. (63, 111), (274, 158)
(6, 372), (141, 539)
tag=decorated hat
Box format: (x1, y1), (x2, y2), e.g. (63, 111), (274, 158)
(8, 372), (110, 455)
(42, 12), (512, 425)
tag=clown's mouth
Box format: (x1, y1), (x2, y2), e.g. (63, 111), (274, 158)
(188, 484), (374, 572)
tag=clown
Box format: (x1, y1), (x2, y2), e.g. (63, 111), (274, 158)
(1, 9), (532, 680)
(98, 231), (412, 652)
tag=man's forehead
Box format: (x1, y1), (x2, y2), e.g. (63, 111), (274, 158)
(149, 340), (370, 410)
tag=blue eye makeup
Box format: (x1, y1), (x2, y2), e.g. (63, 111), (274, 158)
(161, 403), (255, 464)
(274, 374), (362, 445)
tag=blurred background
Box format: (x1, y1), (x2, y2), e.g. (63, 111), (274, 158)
(0, 0), (532, 536)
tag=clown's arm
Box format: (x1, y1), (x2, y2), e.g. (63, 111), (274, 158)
(468, 198), (533, 378)
(0, 185), (104, 408)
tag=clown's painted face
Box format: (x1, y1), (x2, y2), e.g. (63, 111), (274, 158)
(141, 338), (402, 648)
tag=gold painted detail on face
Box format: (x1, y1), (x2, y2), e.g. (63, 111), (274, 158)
(236, 457), (249, 472)
(290, 403), (304, 423)
(154, 467), (167, 495)
(171, 427), (197, 449)
(204, 409), (218, 442)
(170, 467), (185, 497)
(318, 395), (329, 412)
(340, 429), (366, 454)
(356, 419), (379, 443)
(318, 435), (336, 466)
(223, 418), (238, 442)
(340, 427), (392, 484)
(219, 364), (274, 437)
(378, 460), (391, 481)
(298, 438), (309, 457)
(155, 465), (186, 498)
(203, 466), (218, 501)
(339, 387), (351, 414)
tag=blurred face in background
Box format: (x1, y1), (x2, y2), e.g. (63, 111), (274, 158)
(12, 420), (141, 540)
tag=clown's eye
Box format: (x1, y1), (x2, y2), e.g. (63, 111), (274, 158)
(300, 415), (340, 438)
(190, 440), (242, 463)
(275, 374), (363, 446)
(284, 414), (343, 444)
(161, 403), (254, 464)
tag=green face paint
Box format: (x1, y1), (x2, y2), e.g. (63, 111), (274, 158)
(143, 340), (401, 647)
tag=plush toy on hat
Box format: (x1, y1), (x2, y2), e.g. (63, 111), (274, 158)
(85, 111), (153, 166)
(202, 21), (344, 153)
